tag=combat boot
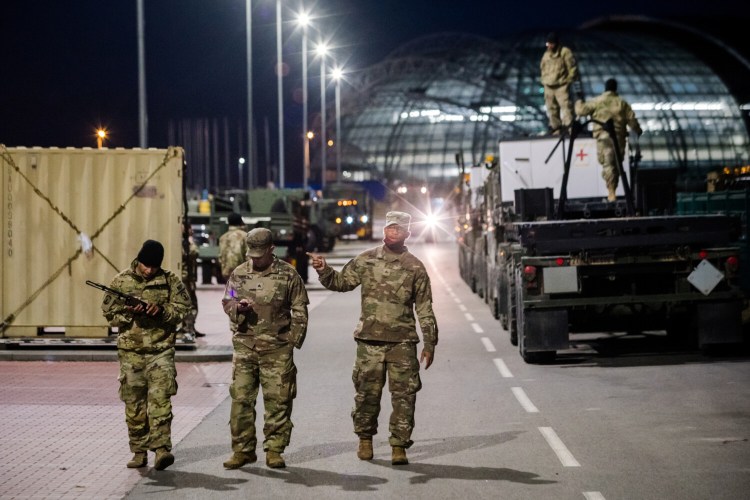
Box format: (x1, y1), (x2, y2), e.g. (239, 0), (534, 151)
(357, 438), (373, 460)
(607, 186), (617, 202)
(154, 448), (175, 471)
(391, 446), (408, 465)
(265, 451), (286, 469)
(126, 452), (147, 468)
(223, 451), (257, 469)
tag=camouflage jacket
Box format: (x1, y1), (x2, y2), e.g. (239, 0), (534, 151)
(318, 245), (438, 352)
(222, 256), (309, 350)
(575, 91), (642, 152)
(182, 238), (199, 284)
(540, 46), (578, 87)
(219, 226), (248, 278)
(102, 260), (192, 353)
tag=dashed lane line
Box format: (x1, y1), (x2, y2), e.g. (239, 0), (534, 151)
(511, 387), (539, 413)
(470, 323), (484, 333)
(480, 337), (496, 352)
(583, 492), (606, 500)
(493, 358), (513, 378)
(464, 312), (475, 321)
(458, 304), (467, 312)
(539, 426), (581, 467)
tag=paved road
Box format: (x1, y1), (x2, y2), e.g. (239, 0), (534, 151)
(1, 239), (749, 499)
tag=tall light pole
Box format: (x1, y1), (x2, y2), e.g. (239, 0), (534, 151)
(332, 65), (343, 183)
(136, 0), (147, 147)
(96, 128), (108, 149)
(276, 0), (285, 188)
(297, 11), (311, 190)
(245, 0), (254, 189)
(316, 43), (328, 188)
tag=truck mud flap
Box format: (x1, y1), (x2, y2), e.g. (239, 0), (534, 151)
(524, 309), (569, 351)
(697, 301), (742, 347)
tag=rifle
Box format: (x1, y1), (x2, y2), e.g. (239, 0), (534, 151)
(85, 280), (148, 308)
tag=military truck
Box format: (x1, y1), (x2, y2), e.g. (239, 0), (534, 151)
(323, 182), (374, 240)
(461, 127), (743, 363)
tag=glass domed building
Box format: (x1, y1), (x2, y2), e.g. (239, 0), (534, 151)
(328, 18), (750, 190)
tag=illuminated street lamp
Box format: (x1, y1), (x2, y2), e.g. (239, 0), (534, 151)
(316, 42), (328, 188)
(238, 157), (246, 189)
(96, 128), (108, 149)
(331, 65), (344, 183)
(304, 131), (314, 189)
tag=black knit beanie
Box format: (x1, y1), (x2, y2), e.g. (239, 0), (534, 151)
(137, 240), (164, 267)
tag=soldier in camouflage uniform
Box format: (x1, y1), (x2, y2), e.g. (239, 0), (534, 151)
(575, 78), (642, 201)
(101, 240), (192, 471)
(221, 228), (309, 470)
(219, 212), (248, 281)
(178, 222), (202, 342)
(540, 32), (579, 134)
(309, 211), (438, 466)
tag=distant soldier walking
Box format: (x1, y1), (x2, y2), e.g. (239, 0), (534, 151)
(100, 240), (192, 470)
(219, 213), (248, 281)
(178, 222), (203, 341)
(309, 211), (438, 466)
(222, 228), (309, 469)
(575, 78), (643, 201)
(540, 32), (579, 134)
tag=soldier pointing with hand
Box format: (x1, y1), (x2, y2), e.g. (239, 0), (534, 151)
(309, 211), (438, 466)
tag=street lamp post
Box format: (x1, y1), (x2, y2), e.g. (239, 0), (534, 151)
(96, 128), (107, 149)
(238, 157), (246, 189)
(317, 43), (328, 188)
(276, 0), (285, 188)
(297, 11), (311, 190)
(245, 0), (253, 189)
(332, 65), (343, 183)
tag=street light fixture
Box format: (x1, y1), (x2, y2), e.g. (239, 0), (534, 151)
(332, 65), (344, 183)
(238, 157), (246, 189)
(96, 128), (108, 149)
(316, 42), (328, 188)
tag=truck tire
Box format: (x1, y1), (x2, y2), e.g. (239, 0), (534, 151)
(507, 267), (518, 346)
(201, 262), (213, 285)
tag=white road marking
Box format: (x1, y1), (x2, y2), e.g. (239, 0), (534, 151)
(464, 313), (475, 321)
(454, 297), (462, 304)
(511, 387), (539, 413)
(458, 304), (467, 312)
(539, 427), (581, 467)
(583, 492), (606, 500)
(480, 337), (496, 352)
(471, 323), (484, 333)
(493, 358), (513, 378)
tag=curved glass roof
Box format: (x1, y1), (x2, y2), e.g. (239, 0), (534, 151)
(334, 30), (749, 186)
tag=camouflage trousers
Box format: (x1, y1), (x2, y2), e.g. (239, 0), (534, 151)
(117, 348), (177, 453)
(596, 138), (624, 191)
(544, 83), (573, 132)
(229, 339), (297, 453)
(181, 279), (198, 332)
(352, 340), (422, 448)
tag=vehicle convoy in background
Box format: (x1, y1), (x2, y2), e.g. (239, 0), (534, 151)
(458, 127), (744, 363)
(323, 182), (374, 240)
(188, 188), (339, 284)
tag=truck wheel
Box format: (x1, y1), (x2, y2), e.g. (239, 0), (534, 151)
(507, 273), (518, 346)
(201, 262), (213, 285)
(215, 263), (226, 285)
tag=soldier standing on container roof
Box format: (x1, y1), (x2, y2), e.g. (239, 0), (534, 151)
(575, 78), (643, 202)
(540, 32), (579, 134)
(221, 228), (309, 469)
(100, 240), (192, 470)
(308, 211), (438, 466)
(219, 213), (248, 282)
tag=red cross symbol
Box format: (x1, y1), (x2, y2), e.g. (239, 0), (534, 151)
(576, 149), (588, 161)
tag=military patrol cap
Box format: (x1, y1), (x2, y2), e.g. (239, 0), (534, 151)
(385, 211), (411, 229)
(137, 239), (164, 267)
(246, 227), (273, 257)
(547, 32), (559, 44)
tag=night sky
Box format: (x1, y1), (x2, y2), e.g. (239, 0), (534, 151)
(1, 0), (747, 182)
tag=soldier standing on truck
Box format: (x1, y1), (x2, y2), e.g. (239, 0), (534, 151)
(219, 213), (248, 281)
(575, 78), (643, 202)
(540, 32), (579, 134)
(100, 240), (192, 470)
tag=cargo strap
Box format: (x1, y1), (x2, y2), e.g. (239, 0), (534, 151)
(0, 146), (179, 334)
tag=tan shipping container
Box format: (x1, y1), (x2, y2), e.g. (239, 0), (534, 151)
(0, 145), (185, 338)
